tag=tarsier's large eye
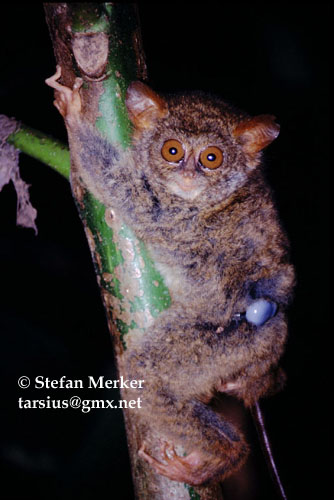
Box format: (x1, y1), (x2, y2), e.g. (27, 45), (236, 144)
(161, 139), (184, 163)
(199, 146), (224, 169)
(245, 299), (277, 326)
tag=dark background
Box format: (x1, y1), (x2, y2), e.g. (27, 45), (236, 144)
(0, 3), (330, 500)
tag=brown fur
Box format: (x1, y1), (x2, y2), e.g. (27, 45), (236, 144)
(46, 71), (295, 485)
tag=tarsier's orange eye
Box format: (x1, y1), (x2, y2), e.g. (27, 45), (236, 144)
(199, 146), (224, 169)
(161, 139), (184, 163)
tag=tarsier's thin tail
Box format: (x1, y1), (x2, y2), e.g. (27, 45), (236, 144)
(250, 401), (288, 500)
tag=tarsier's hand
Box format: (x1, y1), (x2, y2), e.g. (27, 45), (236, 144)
(45, 66), (83, 126)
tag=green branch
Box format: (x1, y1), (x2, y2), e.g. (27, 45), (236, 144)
(7, 124), (70, 179)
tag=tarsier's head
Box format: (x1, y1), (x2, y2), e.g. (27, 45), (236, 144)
(126, 81), (279, 204)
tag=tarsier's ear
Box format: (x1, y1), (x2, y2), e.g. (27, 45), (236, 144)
(233, 115), (280, 154)
(126, 81), (168, 130)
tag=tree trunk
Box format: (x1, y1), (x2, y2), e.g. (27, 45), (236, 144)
(43, 3), (223, 499)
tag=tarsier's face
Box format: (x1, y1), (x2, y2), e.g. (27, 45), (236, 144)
(126, 82), (280, 205)
(149, 126), (249, 203)
(156, 135), (233, 201)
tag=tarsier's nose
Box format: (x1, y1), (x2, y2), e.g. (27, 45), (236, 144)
(180, 154), (197, 179)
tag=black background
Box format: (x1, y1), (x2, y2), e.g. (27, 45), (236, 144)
(0, 3), (330, 500)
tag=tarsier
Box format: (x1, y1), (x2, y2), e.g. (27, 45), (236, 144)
(46, 66), (295, 486)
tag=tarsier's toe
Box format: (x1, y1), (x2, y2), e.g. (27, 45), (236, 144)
(139, 442), (225, 486)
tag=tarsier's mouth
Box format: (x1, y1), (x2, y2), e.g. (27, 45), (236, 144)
(176, 177), (198, 192)
(166, 176), (205, 200)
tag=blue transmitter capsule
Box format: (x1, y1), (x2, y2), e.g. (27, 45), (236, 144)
(245, 299), (277, 326)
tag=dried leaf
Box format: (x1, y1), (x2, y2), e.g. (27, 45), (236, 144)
(0, 115), (38, 234)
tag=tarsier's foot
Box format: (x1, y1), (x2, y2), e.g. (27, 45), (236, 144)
(139, 441), (231, 486)
(45, 65), (83, 124)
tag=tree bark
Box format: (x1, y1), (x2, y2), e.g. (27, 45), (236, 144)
(43, 3), (223, 499)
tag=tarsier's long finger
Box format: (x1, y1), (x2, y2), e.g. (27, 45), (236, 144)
(45, 66), (72, 100)
(138, 444), (161, 467)
(45, 65), (82, 121)
(45, 64), (61, 86)
(139, 449), (177, 478)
